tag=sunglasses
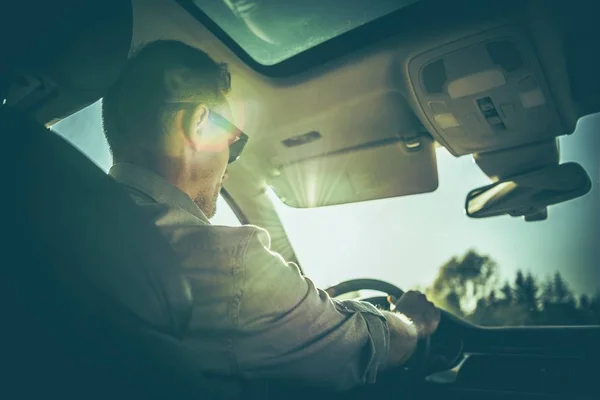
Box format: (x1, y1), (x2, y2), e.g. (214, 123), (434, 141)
(164, 102), (248, 164)
(207, 110), (249, 164)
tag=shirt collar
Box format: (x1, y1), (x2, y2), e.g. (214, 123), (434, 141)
(109, 163), (210, 224)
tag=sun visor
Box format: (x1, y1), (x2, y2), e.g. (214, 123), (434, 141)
(258, 91), (438, 208)
(268, 137), (438, 208)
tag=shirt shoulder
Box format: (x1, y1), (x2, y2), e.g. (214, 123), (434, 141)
(119, 182), (265, 264)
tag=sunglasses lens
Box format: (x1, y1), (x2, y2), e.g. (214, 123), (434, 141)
(167, 105), (248, 163)
(228, 133), (248, 164)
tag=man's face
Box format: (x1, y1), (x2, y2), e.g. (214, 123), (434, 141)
(189, 101), (233, 218)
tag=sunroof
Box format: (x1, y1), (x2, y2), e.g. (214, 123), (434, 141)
(192, 0), (420, 66)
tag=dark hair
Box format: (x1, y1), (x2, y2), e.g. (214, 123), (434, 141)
(102, 40), (231, 162)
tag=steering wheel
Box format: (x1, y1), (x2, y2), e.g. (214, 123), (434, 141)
(325, 279), (466, 376)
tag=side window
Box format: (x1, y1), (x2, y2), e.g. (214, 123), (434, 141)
(52, 101), (112, 172)
(52, 100), (241, 227)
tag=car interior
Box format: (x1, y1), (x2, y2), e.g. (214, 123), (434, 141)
(1, 0), (599, 399)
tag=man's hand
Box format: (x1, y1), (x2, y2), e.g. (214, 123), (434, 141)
(380, 291), (440, 370)
(390, 291), (441, 338)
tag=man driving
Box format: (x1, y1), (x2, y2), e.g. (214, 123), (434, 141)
(103, 40), (440, 396)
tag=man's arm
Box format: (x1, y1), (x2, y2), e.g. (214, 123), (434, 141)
(233, 227), (392, 391)
(381, 291), (441, 370)
(380, 311), (418, 370)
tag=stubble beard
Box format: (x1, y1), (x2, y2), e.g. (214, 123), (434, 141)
(194, 182), (221, 219)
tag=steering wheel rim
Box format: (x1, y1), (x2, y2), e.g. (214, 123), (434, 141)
(326, 278), (468, 376)
(325, 278), (473, 332)
(326, 279), (432, 375)
(326, 278), (405, 299)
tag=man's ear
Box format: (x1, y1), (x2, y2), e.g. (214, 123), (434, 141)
(183, 104), (209, 145)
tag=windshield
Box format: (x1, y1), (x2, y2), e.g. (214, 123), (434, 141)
(193, 0), (419, 65)
(271, 113), (600, 326)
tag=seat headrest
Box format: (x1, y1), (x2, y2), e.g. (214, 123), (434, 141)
(2, 0), (133, 124)
(2, 105), (192, 335)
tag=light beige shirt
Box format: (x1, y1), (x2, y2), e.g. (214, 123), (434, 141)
(109, 163), (390, 392)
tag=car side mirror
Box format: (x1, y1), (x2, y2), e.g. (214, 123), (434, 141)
(465, 162), (592, 220)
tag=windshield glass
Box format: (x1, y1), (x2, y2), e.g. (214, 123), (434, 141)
(51, 101), (241, 227)
(193, 0), (419, 65)
(271, 113), (600, 326)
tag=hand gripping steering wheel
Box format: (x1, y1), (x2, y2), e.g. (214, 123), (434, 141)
(325, 279), (466, 376)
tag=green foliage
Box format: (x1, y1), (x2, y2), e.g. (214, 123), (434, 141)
(427, 249), (499, 316)
(428, 250), (599, 326)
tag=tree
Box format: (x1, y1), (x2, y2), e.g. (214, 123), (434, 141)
(577, 294), (594, 324)
(552, 272), (573, 304)
(576, 292), (600, 325)
(514, 271), (526, 303)
(429, 251), (598, 327)
(523, 273), (539, 309)
(540, 278), (555, 305)
(590, 291), (600, 323)
(470, 290), (499, 325)
(444, 290), (462, 317)
(500, 281), (513, 305)
(591, 291), (600, 310)
(535, 272), (578, 325)
(427, 249), (498, 317)
(579, 294), (590, 309)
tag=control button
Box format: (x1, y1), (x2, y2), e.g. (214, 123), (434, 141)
(487, 116), (503, 125)
(429, 101), (448, 114)
(518, 75), (538, 92)
(482, 108), (499, 118)
(476, 97), (495, 111)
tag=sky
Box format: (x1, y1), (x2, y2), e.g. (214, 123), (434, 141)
(196, 0), (419, 65)
(53, 102), (600, 298)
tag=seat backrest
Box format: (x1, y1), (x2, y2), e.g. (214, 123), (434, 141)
(1, 106), (216, 399)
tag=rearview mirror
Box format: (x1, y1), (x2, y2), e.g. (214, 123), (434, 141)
(465, 163), (592, 220)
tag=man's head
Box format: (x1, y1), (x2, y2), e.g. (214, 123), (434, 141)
(102, 40), (233, 218)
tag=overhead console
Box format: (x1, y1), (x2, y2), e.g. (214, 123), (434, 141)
(406, 26), (567, 157)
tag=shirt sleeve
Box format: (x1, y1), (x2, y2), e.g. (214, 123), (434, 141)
(233, 226), (390, 391)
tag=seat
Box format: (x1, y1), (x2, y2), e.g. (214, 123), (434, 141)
(1, 105), (217, 399)
(0, 2), (247, 398)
